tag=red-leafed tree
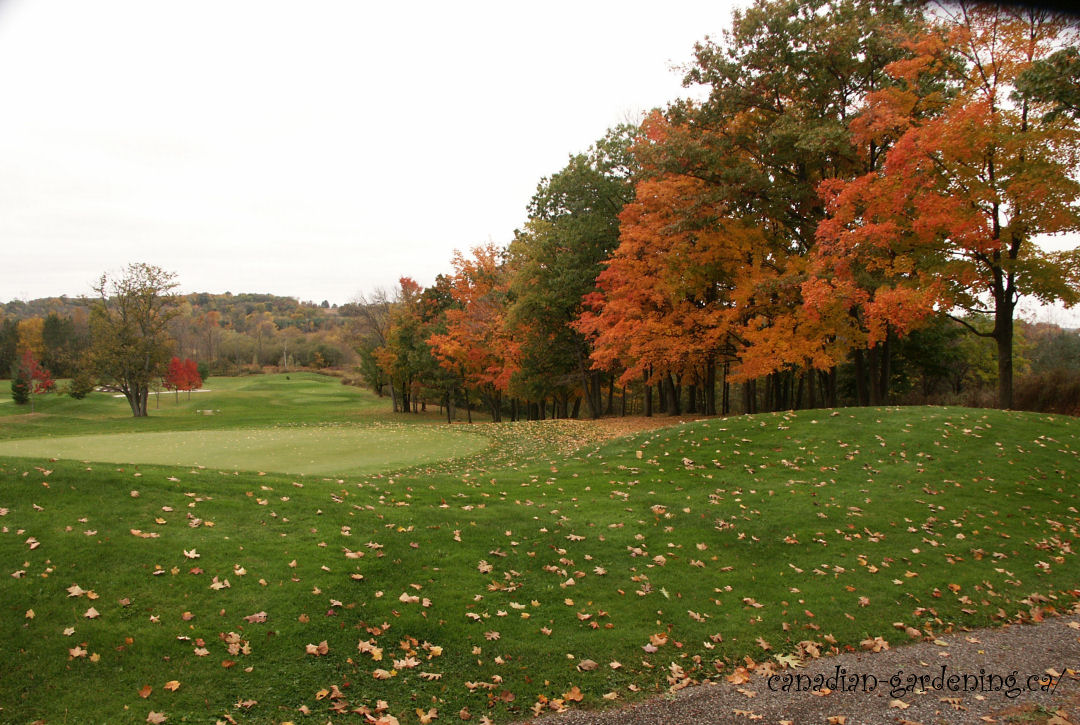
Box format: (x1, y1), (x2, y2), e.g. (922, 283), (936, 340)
(183, 358), (202, 399)
(11, 349), (54, 412)
(163, 356), (202, 401)
(163, 357), (183, 402)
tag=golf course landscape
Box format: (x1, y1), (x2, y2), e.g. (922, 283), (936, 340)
(1, 373), (1078, 723)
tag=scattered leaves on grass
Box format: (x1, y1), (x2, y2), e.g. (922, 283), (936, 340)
(305, 641), (329, 656)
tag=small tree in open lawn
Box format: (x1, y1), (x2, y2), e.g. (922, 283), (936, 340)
(10, 358), (29, 405)
(88, 264), (178, 417)
(11, 350), (55, 411)
(163, 356), (203, 402)
(163, 357), (183, 402)
(184, 358), (202, 399)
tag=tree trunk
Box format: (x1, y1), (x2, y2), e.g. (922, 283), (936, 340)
(620, 386), (627, 417)
(644, 375), (653, 418)
(878, 330), (891, 404)
(576, 349), (601, 419)
(743, 378), (757, 414)
(704, 359), (716, 415)
(592, 372), (602, 419)
(721, 363), (730, 416)
(666, 374), (681, 416)
(996, 305), (1015, 409)
(854, 349), (869, 406)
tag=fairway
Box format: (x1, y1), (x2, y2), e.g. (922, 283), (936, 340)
(0, 423), (489, 476)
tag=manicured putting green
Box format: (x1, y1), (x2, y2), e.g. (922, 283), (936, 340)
(0, 424), (489, 476)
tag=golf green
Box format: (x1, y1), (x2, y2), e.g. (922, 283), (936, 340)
(0, 424), (489, 476)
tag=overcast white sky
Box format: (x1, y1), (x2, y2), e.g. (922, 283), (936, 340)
(0, 0), (733, 305)
(1, 0), (1076, 326)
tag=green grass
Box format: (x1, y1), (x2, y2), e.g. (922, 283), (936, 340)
(0, 373), (400, 441)
(0, 425), (488, 477)
(0, 373), (489, 476)
(1, 385), (1078, 724)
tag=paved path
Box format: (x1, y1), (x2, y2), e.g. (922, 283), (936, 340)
(518, 614), (1080, 725)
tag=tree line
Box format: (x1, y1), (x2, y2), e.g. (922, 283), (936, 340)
(356, 0), (1080, 419)
(1, 291), (359, 383)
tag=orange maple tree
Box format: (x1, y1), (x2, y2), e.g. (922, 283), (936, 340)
(427, 244), (519, 421)
(575, 158), (767, 415)
(813, 3), (1080, 408)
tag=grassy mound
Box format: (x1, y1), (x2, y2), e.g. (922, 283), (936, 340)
(1, 404), (1076, 724)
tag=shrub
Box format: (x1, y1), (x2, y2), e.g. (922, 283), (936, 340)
(1013, 369), (1080, 416)
(66, 369), (96, 399)
(10, 360), (29, 404)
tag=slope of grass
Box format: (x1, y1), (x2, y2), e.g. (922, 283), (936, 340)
(0, 404), (1077, 724)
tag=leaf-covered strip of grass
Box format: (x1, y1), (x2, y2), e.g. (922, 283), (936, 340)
(0, 406), (1077, 723)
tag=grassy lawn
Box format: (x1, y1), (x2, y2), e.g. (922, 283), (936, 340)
(0, 373), (402, 441)
(1, 381), (1077, 724)
(0, 426), (489, 477)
